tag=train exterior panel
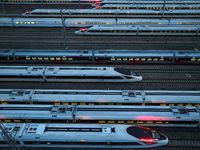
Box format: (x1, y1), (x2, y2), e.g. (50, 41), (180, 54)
(0, 123), (168, 148)
(0, 66), (45, 81)
(0, 105), (199, 127)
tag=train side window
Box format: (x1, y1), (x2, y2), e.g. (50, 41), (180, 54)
(44, 57), (49, 60)
(123, 58), (127, 61)
(20, 22), (23, 24)
(15, 21), (19, 24)
(27, 22), (30, 24)
(31, 22), (34, 24)
(129, 58), (133, 61)
(135, 58), (139, 61)
(117, 58), (121, 61)
(191, 58), (196, 61)
(159, 58), (164, 61)
(62, 57), (67, 60)
(56, 57), (61, 60)
(141, 58), (146, 61)
(197, 58), (200, 61)
(26, 57), (30, 60)
(23, 22), (26, 24)
(68, 58), (73, 60)
(50, 57), (55, 60)
(153, 58), (158, 61)
(38, 57), (43, 60)
(111, 58), (115, 60)
(147, 58), (152, 61)
(31, 57), (36, 60)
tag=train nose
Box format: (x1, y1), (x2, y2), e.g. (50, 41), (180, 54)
(136, 76), (142, 81)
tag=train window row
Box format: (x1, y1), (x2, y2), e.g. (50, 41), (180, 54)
(0, 57), (199, 61)
(19, 57), (92, 61)
(15, 21), (38, 24)
(8, 0), (33, 2)
(87, 30), (197, 33)
(97, 57), (171, 61)
(28, 12), (200, 15)
(0, 21), (9, 24)
(105, 7), (200, 10)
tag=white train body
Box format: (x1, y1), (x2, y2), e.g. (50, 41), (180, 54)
(0, 66), (142, 82)
(0, 89), (200, 106)
(0, 123), (168, 148)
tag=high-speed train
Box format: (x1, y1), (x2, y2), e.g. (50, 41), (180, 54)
(97, 0), (200, 6)
(95, 4), (200, 9)
(0, 66), (142, 82)
(0, 49), (199, 64)
(0, 105), (199, 127)
(0, 89), (199, 106)
(22, 9), (200, 18)
(1, 18), (200, 27)
(0, 123), (168, 148)
(3, 0), (200, 5)
(75, 25), (200, 36)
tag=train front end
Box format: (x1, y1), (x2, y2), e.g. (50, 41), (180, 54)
(127, 126), (168, 148)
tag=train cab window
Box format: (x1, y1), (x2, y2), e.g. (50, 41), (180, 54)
(114, 68), (131, 75)
(127, 126), (152, 139)
(44, 57), (49, 60)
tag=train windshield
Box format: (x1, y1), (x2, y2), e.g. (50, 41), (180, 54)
(80, 28), (88, 32)
(114, 68), (131, 75)
(127, 126), (153, 139)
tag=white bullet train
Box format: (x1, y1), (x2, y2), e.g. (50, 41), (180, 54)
(0, 89), (199, 106)
(0, 123), (168, 148)
(0, 66), (142, 82)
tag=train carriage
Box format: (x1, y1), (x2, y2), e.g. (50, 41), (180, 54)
(0, 123), (168, 148)
(0, 66), (142, 82)
(0, 105), (199, 127)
